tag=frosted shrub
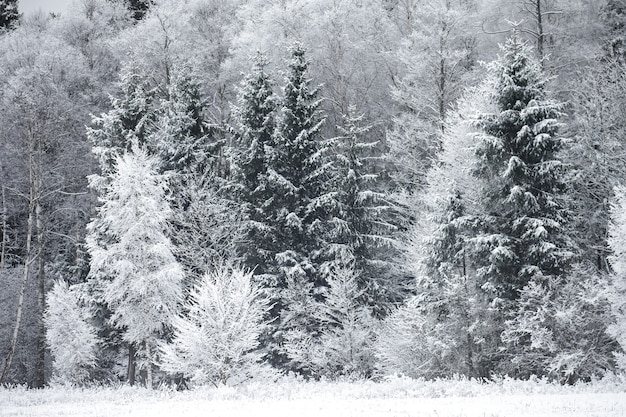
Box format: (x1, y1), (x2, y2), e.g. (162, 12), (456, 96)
(45, 281), (98, 386)
(285, 265), (377, 379)
(160, 263), (272, 387)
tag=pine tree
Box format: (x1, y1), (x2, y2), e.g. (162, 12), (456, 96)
(85, 145), (183, 387)
(0, 0), (19, 31)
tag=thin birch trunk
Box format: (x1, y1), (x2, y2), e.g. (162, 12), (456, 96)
(0, 144), (36, 385)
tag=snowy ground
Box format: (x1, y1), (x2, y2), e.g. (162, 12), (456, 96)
(2, 375), (625, 417)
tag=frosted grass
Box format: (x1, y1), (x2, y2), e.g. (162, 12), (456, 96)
(2, 375), (625, 417)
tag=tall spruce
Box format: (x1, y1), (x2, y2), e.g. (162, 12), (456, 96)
(327, 111), (401, 313)
(231, 52), (278, 279)
(155, 63), (221, 177)
(471, 35), (575, 374)
(266, 43), (329, 372)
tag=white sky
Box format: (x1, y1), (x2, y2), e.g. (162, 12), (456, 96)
(19, 0), (73, 14)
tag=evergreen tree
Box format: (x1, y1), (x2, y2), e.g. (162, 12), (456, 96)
(85, 146), (184, 387)
(0, 0), (18, 31)
(124, 0), (152, 20)
(231, 52), (278, 279)
(266, 43), (329, 372)
(471, 35), (576, 375)
(472, 35), (573, 304)
(88, 63), (156, 179)
(377, 85), (494, 379)
(155, 63), (222, 178)
(601, 0), (626, 62)
(327, 111), (402, 313)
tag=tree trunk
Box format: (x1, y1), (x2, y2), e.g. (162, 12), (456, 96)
(145, 341), (153, 389)
(34, 179), (45, 388)
(0, 152), (36, 385)
(536, 0), (544, 64)
(1, 185), (6, 269)
(127, 344), (136, 386)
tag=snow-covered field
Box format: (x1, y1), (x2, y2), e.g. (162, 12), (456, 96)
(2, 375), (625, 417)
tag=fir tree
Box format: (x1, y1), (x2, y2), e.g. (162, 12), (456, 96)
(0, 0), (19, 31)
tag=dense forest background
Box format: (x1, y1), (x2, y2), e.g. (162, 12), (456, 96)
(2, 0), (626, 388)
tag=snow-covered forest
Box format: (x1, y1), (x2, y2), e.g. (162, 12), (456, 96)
(1, 0), (626, 391)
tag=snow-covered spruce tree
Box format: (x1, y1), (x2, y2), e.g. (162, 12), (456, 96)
(601, 0), (626, 62)
(44, 281), (98, 386)
(231, 52), (278, 280)
(285, 264), (377, 379)
(326, 110), (404, 314)
(377, 84), (494, 379)
(265, 43), (331, 373)
(471, 35), (577, 377)
(88, 62), (156, 180)
(85, 145), (183, 387)
(154, 63), (223, 177)
(152, 63), (238, 284)
(160, 263), (272, 387)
